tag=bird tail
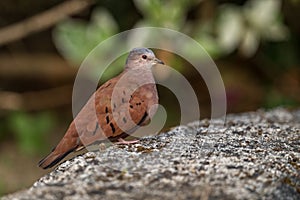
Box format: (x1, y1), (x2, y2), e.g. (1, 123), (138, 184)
(38, 122), (82, 169)
(38, 146), (77, 169)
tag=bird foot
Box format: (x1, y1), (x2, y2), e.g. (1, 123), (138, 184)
(115, 138), (140, 145)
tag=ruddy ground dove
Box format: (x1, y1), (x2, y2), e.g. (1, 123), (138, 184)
(38, 48), (164, 169)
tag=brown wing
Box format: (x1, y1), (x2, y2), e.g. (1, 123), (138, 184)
(69, 73), (158, 145)
(94, 77), (158, 141)
(38, 73), (158, 169)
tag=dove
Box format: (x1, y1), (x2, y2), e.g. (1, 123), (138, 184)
(38, 47), (164, 169)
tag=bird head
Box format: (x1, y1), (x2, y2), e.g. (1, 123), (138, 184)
(125, 48), (164, 69)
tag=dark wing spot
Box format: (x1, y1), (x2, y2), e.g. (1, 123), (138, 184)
(137, 112), (148, 126)
(123, 90), (126, 95)
(123, 117), (127, 123)
(105, 107), (108, 113)
(122, 98), (125, 103)
(106, 116), (109, 124)
(109, 123), (116, 133)
(113, 103), (116, 109)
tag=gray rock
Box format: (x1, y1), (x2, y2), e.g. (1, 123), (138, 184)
(2, 108), (300, 200)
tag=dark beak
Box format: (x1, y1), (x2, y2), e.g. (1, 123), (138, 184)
(154, 58), (165, 65)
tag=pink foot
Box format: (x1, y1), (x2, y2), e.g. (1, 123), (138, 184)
(115, 138), (140, 145)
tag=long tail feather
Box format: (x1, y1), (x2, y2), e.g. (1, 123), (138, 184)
(38, 146), (77, 169)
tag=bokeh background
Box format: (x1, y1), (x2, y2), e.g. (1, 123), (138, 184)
(0, 0), (299, 195)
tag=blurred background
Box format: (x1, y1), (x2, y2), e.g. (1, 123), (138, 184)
(0, 0), (299, 195)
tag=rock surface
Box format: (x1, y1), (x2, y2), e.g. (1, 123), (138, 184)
(2, 108), (300, 200)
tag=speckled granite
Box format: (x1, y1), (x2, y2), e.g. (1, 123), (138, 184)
(2, 108), (300, 200)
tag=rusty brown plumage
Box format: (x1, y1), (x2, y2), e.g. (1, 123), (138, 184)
(38, 48), (164, 169)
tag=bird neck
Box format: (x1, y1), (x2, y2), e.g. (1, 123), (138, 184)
(124, 65), (154, 77)
(120, 67), (156, 88)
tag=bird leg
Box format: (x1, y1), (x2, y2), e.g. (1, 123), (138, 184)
(115, 138), (140, 145)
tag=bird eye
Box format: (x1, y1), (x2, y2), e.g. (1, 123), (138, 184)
(142, 55), (147, 59)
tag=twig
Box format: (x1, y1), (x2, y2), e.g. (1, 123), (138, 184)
(0, 0), (95, 46)
(0, 53), (77, 82)
(0, 85), (74, 111)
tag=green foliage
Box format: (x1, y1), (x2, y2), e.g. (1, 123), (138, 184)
(7, 112), (55, 155)
(262, 40), (300, 69)
(264, 89), (298, 108)
(53, 8), (118, 64)
(289, 0), (300, 4)
(133, 0), (198, 29)
(215, 0), (289, 57)
(0, 180), (5, 197)
(0, 120), (8, 141)
(192, 24), (223, 59)
(53, 0), (289, 63)
(53, 8), (125, 81)
(52, 0), (298, 109)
